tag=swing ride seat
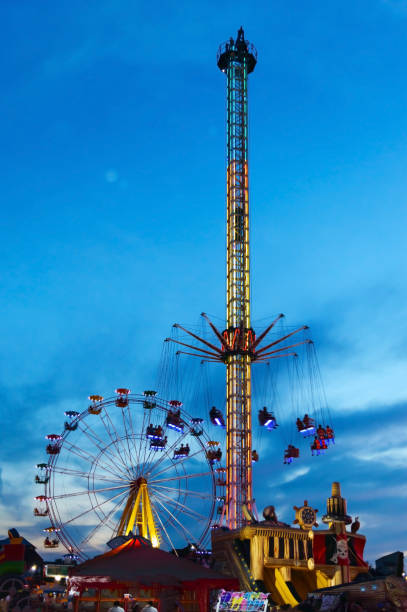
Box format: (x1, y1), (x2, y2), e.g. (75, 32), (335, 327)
(258, 407), (278, 429)
(209, 406), (226, 427)
(252, 450), (259, 462)
(284, 446), (299, 464)
(43, 538), (59, 548)
(143, 400), (156, 410)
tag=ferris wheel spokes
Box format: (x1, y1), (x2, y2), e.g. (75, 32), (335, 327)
(100, 410), (135, 474)
(148, 448), (205, 481)
(79, 489), (130, 549)
(38, 393), (217, 558)
(61, 487), (129, 527)
(153, 496), (202, 544)
(76, 423), (133, 480)
(52, 483), (128, 500)
(144, 427), (190, 478)
(62, 438), (129, 482)
(150, 483), (214, 500)
(51, 465), (128, 485)
(152, 489), (210, 522)
(149, 470), (213, 485)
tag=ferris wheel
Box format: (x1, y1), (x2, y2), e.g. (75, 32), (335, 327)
(34, 390), (223, 559)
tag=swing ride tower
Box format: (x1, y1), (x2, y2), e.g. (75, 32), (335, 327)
(217, 28), (257, 529)
(168, 28), (308, 530)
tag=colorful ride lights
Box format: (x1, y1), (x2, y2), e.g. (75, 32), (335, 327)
(311, 437), (328, 456)
(150, 437), (168, 451)
(173, 444), (190, 459)
(88, 395), (103, 414)
(166, 411), (183, 433)
(45, 434), (62, 455)
(296, 414), (316, 437)
(284, 445), (299, 465)
(43, 526), (60, 533)
(215, 467), (227, 486)
(35, 463), (49, 484)
(34, 495), (49, 517)
(316, 424), (335, 445)
(146, 424), (164, 440)
(206, 441), (222, 464)
(64, 410), (79, 432)
(258, 407), (278, 430)
(190, 418), (204, 437)
(115, 388), (130, 407)
(209, 406), (226, 427)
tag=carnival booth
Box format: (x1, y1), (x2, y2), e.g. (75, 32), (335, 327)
(68, 536), (238, 612)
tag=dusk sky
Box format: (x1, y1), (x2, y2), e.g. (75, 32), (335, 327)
(1, 0), (407, 564)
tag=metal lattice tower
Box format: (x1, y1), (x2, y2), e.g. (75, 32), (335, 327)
(217, 28), (257, 529)
(168, 28), (308, 532)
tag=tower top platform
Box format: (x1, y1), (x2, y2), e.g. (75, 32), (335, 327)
(217, 27), (257, 73)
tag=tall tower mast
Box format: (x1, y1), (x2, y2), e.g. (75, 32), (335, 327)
(217, 28), (257, 529)
(168, 28), (308, 532)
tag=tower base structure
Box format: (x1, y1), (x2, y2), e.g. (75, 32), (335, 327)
(211, 483), (369, 605)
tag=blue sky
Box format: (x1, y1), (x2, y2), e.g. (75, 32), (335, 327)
(1, 0), (407, 564)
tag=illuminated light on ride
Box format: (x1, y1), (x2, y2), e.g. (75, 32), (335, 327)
(166, 409), (184, 433)
(115, 388), (130, 407)
(89, 395), (103, 401)
(146, 424), (164, 440)
(34, 495), (49, 517)
(311, 437), (328, 456)
(88, 395), (103, 415)
(215, 467), (227, 486)
(209, 406), (226, 428)
(38, 392), (221, 559)
(173, 444), (190, 459)
(143, 390), (157, 396)
(43, 526), (60, 533)
(45, 434), (61, 441)
(258, 407), (278, 430)
(296, 414), (316, 437)
(169, 400), (182, 407)
(149, 436), (168, 451)
(64, 411), (79, 418)
(191, 417), (204, 436)
(206, 441), (222, 464)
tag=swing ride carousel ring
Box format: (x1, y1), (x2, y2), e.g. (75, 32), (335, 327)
(35, 390), (221, 560)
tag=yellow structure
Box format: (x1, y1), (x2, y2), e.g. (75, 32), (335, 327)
(212, 482), (368, 605)
(117, 477), (160, 548)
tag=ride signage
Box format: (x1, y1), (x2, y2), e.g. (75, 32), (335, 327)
(215, 590), (269, 612)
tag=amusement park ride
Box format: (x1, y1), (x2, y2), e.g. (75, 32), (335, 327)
(33, 27), (367, 604)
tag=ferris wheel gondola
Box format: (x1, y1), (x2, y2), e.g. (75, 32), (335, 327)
(35, 391), (221, 559)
